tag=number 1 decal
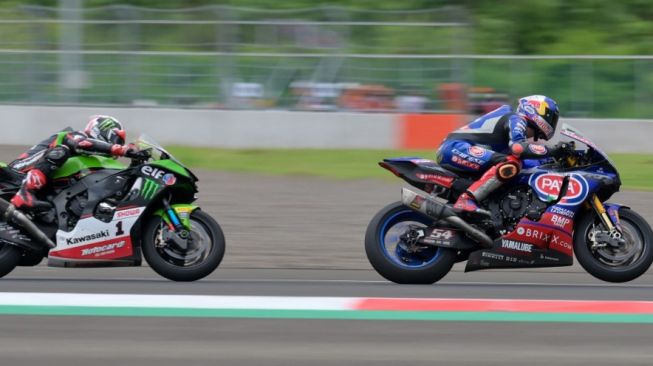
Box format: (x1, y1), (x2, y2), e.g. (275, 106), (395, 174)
(115, 221), (124, 236)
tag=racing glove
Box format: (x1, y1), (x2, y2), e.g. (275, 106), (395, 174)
(113, 144), (150, 160)
(125, 148), (150, 160)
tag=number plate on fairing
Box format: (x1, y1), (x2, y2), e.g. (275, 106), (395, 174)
(49, 206), (145, 260)
(418, 228), (475, 250)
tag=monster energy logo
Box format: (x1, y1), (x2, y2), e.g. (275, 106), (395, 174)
(141, 178), (160, 199)
(99, 118), (117, 131)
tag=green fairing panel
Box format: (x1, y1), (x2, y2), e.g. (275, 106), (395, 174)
(53, 156), (126, 179)
(149, 160), (191, 178)
(0, 162), (7, 168)
(154, 204), (199, 229)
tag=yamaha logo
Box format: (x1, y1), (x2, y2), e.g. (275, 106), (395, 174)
(468, 146), (486, 158)
(529, 144), (547, 155)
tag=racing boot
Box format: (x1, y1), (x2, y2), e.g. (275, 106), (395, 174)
(9, 170), (52, 213)
(453, 165), (503, 219)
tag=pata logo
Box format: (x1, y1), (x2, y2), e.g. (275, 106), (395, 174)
(529, 173), (589, 206)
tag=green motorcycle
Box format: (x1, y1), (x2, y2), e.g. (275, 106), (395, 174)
(0, 135), (225, 281)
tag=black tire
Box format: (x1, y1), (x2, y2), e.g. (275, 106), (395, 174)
(365, 201), (456, 284)
(18, 251), (44, 267)
(574, 208), (653, 283)
(142, 210), (225, 282)
(0, 244), (21, 278)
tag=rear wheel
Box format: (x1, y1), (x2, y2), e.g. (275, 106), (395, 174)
(574, 208), (653, 283)
(18, 251), (44, 267)
(142, 210), (225, 281)
(0, 243), (21, 278)
(365, 201), (456, 284)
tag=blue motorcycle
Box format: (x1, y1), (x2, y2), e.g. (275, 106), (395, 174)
(366, 124), (653, 284)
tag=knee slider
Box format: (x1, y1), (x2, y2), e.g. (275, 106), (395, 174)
(45, 146), (70, 165)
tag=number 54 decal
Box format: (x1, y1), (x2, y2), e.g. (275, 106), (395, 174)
(429, 229), (454, 240)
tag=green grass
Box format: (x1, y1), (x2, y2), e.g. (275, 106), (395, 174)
(610, 154), (653, 191)
(167, 147), (653, 190)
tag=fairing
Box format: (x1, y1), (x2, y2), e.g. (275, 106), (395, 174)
(53, 156), (126, 179)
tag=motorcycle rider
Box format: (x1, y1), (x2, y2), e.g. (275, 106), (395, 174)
(8, 115), (148, 212)
(436, 95), (569, 217)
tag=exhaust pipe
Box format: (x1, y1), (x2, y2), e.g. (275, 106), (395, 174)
(0, 198), (55, 249)
(401, 188), (493, 248)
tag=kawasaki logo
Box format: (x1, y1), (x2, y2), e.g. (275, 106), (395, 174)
(81, 241), (126, 256)
(66, 230), (110, 245)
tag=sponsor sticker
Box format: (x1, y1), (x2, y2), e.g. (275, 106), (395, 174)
(81, 240), (126, 257)
(415, 173), (454, 187)
(66, 230), (110, 245)
(115, 207), (143, 219)
(162, 173), (177, 186)
(549, 206), (575, 218)
(515, 226), (549, 242)
(500, 239), (533, 253)
(550, 214), (571, 229)
(523, 104), (537, 115)
(452, 149), (485, 164)
(468, 146), (486, 158)
(528, 144), (547, 155)
(141, 166), (166, 180)
(481, 252), (504, 260)
(529, 173), (589, 206)
(409, 195), (425, 209)
(550, 234), (572, 251)
(452, 155), (481, 170)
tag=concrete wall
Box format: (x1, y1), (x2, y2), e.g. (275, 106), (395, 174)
(1, 105), (395, 149)
(1, 105), (652, 153)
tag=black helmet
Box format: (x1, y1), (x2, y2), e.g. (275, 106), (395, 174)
(84, 115), (126, 145)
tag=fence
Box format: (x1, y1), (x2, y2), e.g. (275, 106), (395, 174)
(1, 3), (653, 118)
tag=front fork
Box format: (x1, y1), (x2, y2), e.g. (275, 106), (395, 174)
(155, 201), (199, 249)
(588, 194), (624, 246)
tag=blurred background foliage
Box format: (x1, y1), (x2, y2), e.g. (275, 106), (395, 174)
(9, 0), (653, 55)
(2, 0), (653, 117)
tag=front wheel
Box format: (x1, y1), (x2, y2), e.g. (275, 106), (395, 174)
(365, 201), (456, 284)
(142, 210), (225, 281)
(574, 207), (653, 283)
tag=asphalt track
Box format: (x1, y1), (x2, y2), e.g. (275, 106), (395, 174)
(0, 146), (653, 365)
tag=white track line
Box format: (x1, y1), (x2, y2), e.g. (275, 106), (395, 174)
(0, 292), (356, 310)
